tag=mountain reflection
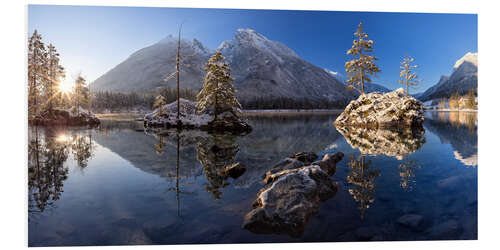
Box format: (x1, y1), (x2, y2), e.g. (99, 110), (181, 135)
(28, 127), (96, 219)
(424, 112), (477, 167)
(335, 126), (426, 159)
(347, 154), (380, 219)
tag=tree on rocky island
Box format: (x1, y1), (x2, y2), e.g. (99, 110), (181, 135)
(72, 74), (89, 115)
(28, 29), (48, 119)
(45, 44), (66, 113)
(196, 50), (242, 121)
(398, 54), (420, 96)
(345, 22), (381, 95)
(153, 94), (167, 115)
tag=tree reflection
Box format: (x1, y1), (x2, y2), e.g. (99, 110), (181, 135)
(71, 130), (95, 168)
(347, 154), (380, 220)
(28, 127), (96, 219)
(398, 155), (421, 191)
(196, 133), (241, 200)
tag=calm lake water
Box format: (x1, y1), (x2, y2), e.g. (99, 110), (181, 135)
(28, 111), (477, 246)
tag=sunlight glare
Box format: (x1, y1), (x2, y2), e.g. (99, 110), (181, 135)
(59, 79), (74, 93)
(56, 134), (71, 143)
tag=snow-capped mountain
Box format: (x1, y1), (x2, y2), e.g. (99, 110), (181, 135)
(419, 52), (477, 102)
(92, 28), (355, 105)
(92, 35), (211, 92)
(219, 29), (354, 103)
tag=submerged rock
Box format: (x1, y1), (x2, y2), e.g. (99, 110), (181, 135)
(242, 152), (344, 237)
(397, 214), (426, 231)
(334, 88), (424, 128)
(30, 108), (100, 126)
(143, 98), (252, 134)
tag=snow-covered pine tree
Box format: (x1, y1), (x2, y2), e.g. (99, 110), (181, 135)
(196, 50), (241, 121)
(28, 29), (48, 119)
(345, 22), (381, 95)
(398, 54), (420, 96)
(153, 94), (167, 115)
(72, 74), (89, 115)
(45, 43), (65, 113)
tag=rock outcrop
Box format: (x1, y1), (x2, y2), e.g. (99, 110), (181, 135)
(334, 88), (424, 128)
(336, 126), (426, 159)
(30, 108), (100, 126)
(242, 152), (343, 237)
(143, 98), (252, 134)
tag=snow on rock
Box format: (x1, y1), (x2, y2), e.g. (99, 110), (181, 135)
(242, 152), (343, 237)
(335, 126), (426, 160)
(144, 98), (252, 134)
(144, 98), (212, 128)
(334, 88), (425, 128)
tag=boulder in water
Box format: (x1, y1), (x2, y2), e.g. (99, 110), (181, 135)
(334, 88), (424, 128)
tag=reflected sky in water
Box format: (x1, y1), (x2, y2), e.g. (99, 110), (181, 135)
(28, 112), (477, 246)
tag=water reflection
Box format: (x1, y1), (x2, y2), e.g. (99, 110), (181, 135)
(346, 154), (380, 219)
(28, 127), (96, 219)
(196, 133), (242, 200)
(336, 126), (426, 159)
(146, 128), (245, 201)
(425, 112), (477, 167)
(398, 155), (421, 191)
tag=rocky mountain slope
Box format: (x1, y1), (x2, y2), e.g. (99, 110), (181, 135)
(419, 52), (477, 102)
(92, 35), (211, 92)
(92, 29), (355, 106)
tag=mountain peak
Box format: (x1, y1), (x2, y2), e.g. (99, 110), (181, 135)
(454, 52), (478, 70)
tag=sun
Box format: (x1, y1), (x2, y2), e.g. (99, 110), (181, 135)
(59, 79), (74, 93)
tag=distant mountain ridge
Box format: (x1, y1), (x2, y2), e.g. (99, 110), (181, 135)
(324, 69), (391, 94)
(92, 28), (355, 106)
(419, 52), (477, 102)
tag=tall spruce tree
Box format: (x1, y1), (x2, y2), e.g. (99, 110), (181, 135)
(398, 54), (420, 96)
(28, 29), (48, 119)
(45, 44), (65, 113)
(345, 22), (381, 95)
(196, 50), (241, 121)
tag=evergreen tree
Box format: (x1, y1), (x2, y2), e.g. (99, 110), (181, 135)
(398, 54), (420, 96)
(153, 94), (167, 114)
(196, 50), (241, 121)
(465, 88), (477, 109)
(345, 22), (381, 95)
(28, 30), (48, 119)
(45, 44), (65, 112)
(72, 74), (89, 115)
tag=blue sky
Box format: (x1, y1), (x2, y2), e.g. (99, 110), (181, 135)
(28, 5), (477, 92)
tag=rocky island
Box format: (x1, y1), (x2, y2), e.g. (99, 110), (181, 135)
(30, 108), (100, 126)
(143, 98), (252, 134)
(334, 88), (425, 128)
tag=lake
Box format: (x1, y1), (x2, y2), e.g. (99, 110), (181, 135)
(27, 111), (477, 246)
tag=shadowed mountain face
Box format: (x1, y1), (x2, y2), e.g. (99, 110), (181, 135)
(91, 29), (354, 105)
(419, 52), (477, 102)
(219, 29), (354, 104)
(92, 36), (211, 92)
(424, 112), (477, 166)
